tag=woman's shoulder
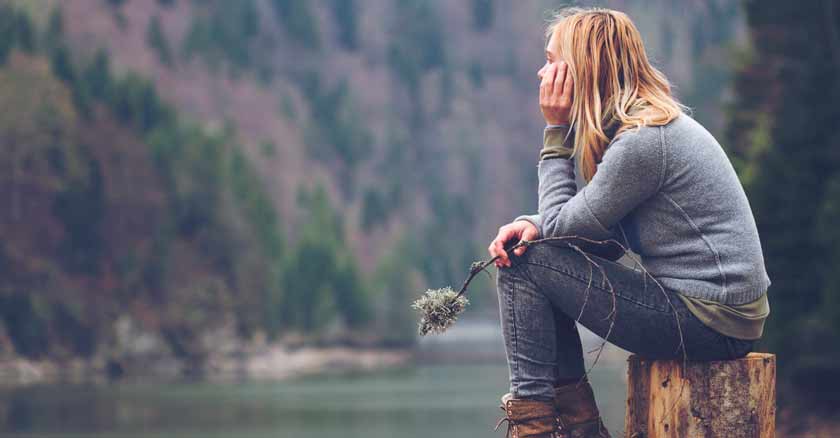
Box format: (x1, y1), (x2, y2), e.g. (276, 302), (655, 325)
(608, 111), (688, 146)
(615, 112), (696, 137)
(661, 112), (720, 148)
(613, 112), (724, 163)
(606, 118), (667, 158)
(604, 112), (717, 165)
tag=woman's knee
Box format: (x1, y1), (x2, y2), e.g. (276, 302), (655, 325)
(496, 260), (526, 295)
(509, 241), (579, 267)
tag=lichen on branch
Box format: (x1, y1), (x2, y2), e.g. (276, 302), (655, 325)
(411, 287), (469, 336)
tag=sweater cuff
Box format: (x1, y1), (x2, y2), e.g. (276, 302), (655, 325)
(540, 125), (574, 161)
(513, 214), (542, 238)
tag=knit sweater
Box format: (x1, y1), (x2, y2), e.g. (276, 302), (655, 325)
(513, 113), (772, 307)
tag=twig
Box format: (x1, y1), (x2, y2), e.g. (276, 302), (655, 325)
(563, 243), (617, 386)
(445, 233), (688, 421)
(619, 249), (688, 423)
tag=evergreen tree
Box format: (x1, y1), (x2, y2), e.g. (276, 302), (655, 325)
(471, 0), (494, 32)
(280, 183), (371, 332)
(146, 15), (173, 67)
(0, 5), (34, 65)
(270, 0), (321, 50)
(727, 0), (840, 406)
(330, 0), (358, 50)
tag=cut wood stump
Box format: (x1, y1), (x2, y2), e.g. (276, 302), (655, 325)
(625, 352), (776, 438)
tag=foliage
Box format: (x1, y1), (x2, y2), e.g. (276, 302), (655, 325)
(108, 72), (171, 133)
(369, 238), (421, 347)
(227, 146), (283, 261)
(260, 139), (276, 158)
(0, 294), (52, 358)
(146, 14), (173, 67)
(270, 0), (321, 50)
(468, 59), (484, 88)
(0, 51), (101, 276)
(360, 188), (389, 232)
(44, 7), (63, 50)
(52, 152), (106, 275)
(728, 0), (840, 408)
(0, 4), (310, 360)
(0, 51), (103, 358)
(414, 188), (478, 300)
(0, 0), (438, 363)
(471, 0), (494, 32)
(0, 3), (34, 64)
(279, 183), (371, 333)
(301, 72), (373, 195)
(386, 0), (446, 102)
(329, 0), (358, 50)
(181, 0), (260, 75)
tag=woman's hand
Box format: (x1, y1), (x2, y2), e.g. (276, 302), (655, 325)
(539, 61), (574, 125)
(488, 220), (540, 268)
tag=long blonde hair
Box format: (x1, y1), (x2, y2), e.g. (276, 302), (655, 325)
(545, 6), (692, 182)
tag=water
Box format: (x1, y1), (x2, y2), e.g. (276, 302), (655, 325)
(0, 363), (627, 438)
(0, 321), (630, 437)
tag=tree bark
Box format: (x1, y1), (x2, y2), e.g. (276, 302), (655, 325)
(625, 352), (776, 438)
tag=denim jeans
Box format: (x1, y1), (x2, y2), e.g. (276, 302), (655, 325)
(495, 241), (755, 402)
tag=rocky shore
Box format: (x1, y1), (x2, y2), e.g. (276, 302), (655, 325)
(0, 315), (413, 387)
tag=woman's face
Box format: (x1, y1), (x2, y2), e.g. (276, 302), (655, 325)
(537, 30), (563, 81)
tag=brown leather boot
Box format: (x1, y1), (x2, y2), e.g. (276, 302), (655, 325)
(495, 393), (565, 438)
(552, 377), (612, 438)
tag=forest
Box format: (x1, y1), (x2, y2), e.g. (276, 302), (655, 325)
(0, 0), (838, 432)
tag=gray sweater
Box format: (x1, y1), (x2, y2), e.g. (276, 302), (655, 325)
(514, 112), (771, 305)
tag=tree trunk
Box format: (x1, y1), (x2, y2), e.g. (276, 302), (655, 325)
(625, 352), (776, 438)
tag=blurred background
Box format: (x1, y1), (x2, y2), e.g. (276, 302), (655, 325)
(0, 0), (837, 436)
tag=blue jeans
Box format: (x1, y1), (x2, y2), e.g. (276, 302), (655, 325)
(495, 241), (755, 402)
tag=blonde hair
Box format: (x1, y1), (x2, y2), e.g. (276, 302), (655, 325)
(544, 6), (692, 182)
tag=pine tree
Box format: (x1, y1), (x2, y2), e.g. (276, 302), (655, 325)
(727, 0), (840, 406)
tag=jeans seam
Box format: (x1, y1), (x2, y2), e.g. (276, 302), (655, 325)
(521, 259), (671, 313)
(509, 274), (520, 397)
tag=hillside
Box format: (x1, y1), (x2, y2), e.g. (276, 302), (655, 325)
(0, 0), (751, 376)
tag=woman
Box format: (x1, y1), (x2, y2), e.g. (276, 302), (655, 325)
(487, 7), (771, 438)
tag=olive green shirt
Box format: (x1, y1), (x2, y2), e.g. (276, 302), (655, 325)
(677, 291), (770, 340)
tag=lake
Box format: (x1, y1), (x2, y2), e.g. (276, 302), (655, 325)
(0, 322), (630, 437)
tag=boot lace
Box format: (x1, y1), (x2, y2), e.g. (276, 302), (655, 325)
(494, 414), (569, 438)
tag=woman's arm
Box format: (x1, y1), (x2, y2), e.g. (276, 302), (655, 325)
(512, 210), (626, 261)
(508, 125), (620, 261)
(511, 124), (574, 233)
(537, 125), (665, 242)
(515, 124), (664, 241)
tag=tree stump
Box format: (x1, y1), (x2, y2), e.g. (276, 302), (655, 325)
(625, 352), (776, 438)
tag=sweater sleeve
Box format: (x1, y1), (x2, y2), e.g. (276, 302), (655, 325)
(512, 213), (628, 246)
(537, 126), (665, 241)
(511, 124), (574, 234)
